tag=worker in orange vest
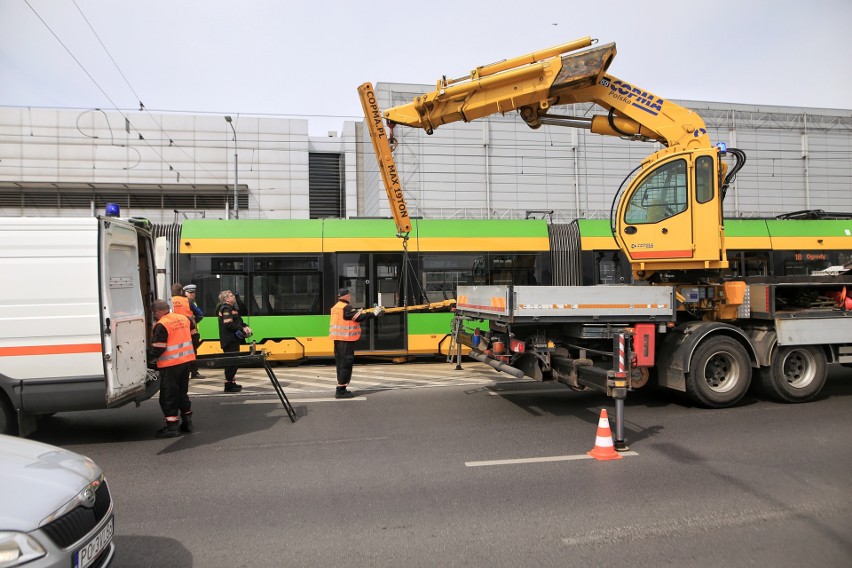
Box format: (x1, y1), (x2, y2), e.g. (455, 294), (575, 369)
(329, 287), (384, 398)
(149, 299), (196, 438)
(171, 282), (193, 319)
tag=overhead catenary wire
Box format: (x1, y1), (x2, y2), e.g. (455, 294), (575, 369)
(23, 0), (225, 185)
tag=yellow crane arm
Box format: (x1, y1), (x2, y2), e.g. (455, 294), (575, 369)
(357, 82), (412, 235)
(382, 38), (709, 152)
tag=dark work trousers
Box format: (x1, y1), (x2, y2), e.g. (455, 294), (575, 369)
(159, 362), (191, 419)
(334, 340), (357, 387)
(190, 334), (201, 374)
(222, 340), (241, 381)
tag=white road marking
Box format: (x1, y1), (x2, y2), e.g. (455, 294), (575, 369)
(488, 388), (569, 396)
(466, 451), (638, 467)
(276, 377), (339, 390)
(189, 362), (530, 396)
(231, 396), (367, 404)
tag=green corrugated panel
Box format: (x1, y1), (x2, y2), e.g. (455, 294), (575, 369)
(248, 315), (332, 338)
(322, 218), (399, 238)
(198, 315), (331, 341)
(406, 312), (454, 334)
(724, 220), (770, 237)
(576, 219), (612, 237)
(413, 219), (549, 238)
(765, 219), (852, 237)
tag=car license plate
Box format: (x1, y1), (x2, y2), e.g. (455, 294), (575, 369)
(74, 515), (113, 568)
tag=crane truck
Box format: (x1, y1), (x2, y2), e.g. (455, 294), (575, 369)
(360, 37), (852, 448)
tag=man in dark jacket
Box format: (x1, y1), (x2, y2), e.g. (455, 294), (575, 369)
(217, 289), (252, 392)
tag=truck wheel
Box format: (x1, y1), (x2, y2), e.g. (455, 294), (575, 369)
(0, 397), (16, 436)
(685, 336), (752, 408)
(758, 345), (826, 403)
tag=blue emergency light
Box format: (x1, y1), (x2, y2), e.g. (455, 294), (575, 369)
(715, 142), (728, 155)
(105, 203), (121, 217)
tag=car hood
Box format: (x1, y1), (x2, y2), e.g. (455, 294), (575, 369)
(0, 435), (102, 531)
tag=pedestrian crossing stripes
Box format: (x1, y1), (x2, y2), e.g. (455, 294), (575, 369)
(187, 361), (506, 395)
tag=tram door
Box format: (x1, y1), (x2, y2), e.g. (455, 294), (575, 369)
(336, 253), (406, 353)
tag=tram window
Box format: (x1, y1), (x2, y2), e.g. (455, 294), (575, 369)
(212, 257), (244, 271)
(422, 253), (478, 301)
(422, 252), (543, 297)
(624, 159), (687, 224)
(744, 253), (769, 277)
(201, 275), (248, 314)
(254, 257), (320, 271)
(488, 254), (540, 285)
(252, 272), (322, 315)
(596, 253), (622, 284)
(726, 251), (770, 278)
(189, 275), (224, 317)
(338, 255), (369, 309)
(472, 256), (487, 285)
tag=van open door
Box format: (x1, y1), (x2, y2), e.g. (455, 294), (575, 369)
(99, 218), (149, 406)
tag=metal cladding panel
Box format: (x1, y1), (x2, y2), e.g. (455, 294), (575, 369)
(512, 286), (675, 319)
(775, 316), (852, 346)
(455, 286), (510, 318)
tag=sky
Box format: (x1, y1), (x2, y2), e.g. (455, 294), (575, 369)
(1, 0), (851, 137)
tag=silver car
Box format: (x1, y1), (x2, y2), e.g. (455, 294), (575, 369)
(0, 434), (114, 568)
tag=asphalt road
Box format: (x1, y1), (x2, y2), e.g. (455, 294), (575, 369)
(31, 366), (852, 567)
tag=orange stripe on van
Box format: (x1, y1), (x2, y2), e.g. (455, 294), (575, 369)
(0, 343), (102, 357)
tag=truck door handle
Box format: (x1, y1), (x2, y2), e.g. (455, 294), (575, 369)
(661, 227), (668, 234)
(624, 226), (637, 235)
(104, 318), (111, 335)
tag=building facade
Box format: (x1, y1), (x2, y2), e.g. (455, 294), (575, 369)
(2, 83), (851, 223)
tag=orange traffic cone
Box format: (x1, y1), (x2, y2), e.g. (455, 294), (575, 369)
(587, 409), (622, 461)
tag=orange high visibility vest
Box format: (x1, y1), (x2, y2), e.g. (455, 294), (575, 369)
(154, 313), (196, 368)
(172, 295), (192, 319)
(329, 301), (361, 342)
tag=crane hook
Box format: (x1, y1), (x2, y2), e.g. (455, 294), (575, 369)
(387, 121), (398, 151)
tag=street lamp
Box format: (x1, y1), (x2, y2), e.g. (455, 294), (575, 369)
(224, 115), (238, 219)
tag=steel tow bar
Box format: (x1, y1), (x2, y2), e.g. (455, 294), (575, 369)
(196, 347), (297, 422)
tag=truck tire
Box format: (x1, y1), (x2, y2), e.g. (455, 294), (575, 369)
(685, 336), (752, 408)
(758, 345), (827, 403)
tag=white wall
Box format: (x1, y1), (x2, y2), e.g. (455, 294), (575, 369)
(2, 94), (851, 223)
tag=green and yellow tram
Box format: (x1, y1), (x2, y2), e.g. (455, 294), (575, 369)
(178, 218), (550, 361)
(170, 213), (852, 362)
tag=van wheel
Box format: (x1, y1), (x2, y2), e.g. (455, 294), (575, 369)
(685, 336), (752, 408)
(758, 345), (826, 403)
(0, 397), (17, 436)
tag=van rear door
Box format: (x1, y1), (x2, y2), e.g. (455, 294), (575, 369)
(99, 218), (149, 406)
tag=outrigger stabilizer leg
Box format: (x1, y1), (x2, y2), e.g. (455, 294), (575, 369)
(613, 395), (628, 451)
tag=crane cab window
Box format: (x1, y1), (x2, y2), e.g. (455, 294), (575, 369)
(695, 155), (715, 204)
(624, 159), (687, 224)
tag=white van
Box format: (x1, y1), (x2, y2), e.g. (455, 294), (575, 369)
(0, 215), (159, 436)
